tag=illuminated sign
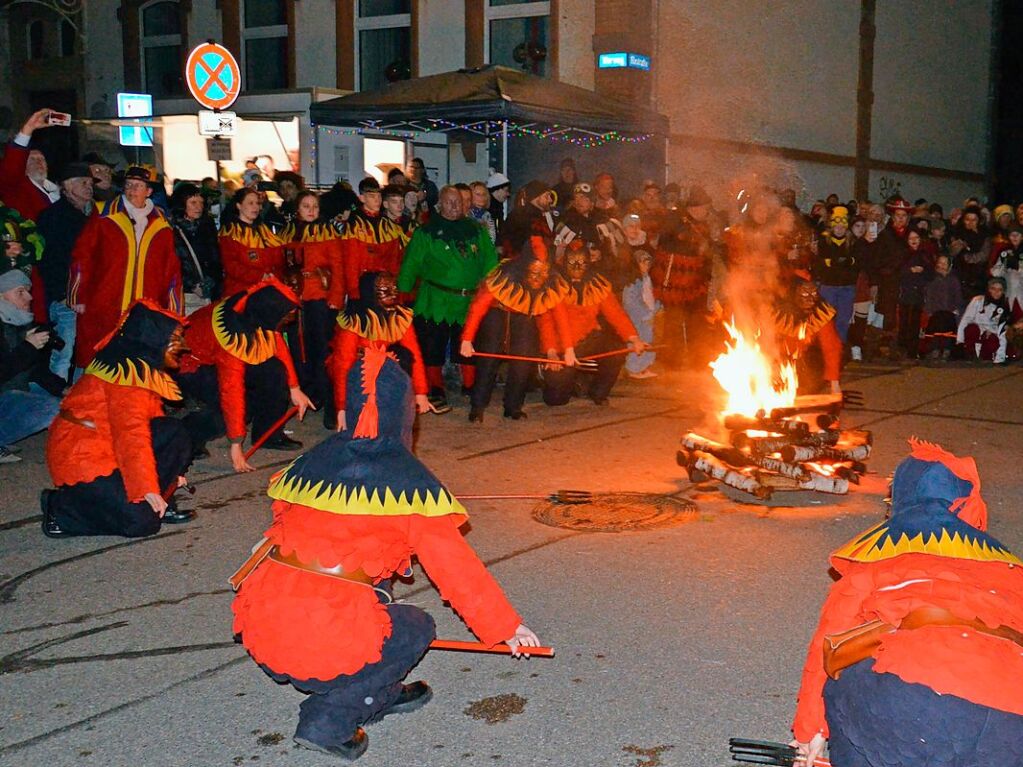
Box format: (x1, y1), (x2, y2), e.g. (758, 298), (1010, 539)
(116, 92), (154, 147)
(627, 53), (651, 71)
(597, 52), (650, 71)
(598, 52), (628, 69)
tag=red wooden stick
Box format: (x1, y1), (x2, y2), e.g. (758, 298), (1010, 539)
(244, 406), (300, 460)
(581, 344), (665, 361)
(471, 351), (572, 366)
(429, 639), (555, 657)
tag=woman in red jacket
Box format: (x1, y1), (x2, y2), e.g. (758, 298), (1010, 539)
(282, 190), (344, 410)
(232, 348), (541, 759)
(219, 188), (285, 296)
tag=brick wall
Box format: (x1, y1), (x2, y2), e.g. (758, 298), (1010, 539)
(593, 0), (653, 105)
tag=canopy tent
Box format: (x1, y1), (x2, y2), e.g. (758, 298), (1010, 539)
(309, 66), (669, 193)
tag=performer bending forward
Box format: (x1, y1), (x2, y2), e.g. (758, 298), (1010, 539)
(232, 348), (540, 760)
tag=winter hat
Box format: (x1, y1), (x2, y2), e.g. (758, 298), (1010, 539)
(486, 172), (511, 191)
(0, 267), (31, 293)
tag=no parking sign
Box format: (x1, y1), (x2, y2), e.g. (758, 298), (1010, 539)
(185, 42), (241, 111)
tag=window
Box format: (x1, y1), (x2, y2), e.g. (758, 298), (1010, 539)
(486, 0), (549, 77)
(355, 0), (411, 91)
(140, 0), (183, 97)
(243, 0), (289, 90)
(59, 19), (75, 57)
(27, 20), (44, 60)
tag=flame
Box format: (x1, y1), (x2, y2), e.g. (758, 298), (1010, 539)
(710, 320), (798, 417)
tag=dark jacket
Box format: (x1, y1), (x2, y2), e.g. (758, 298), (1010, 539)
(1, 317), (64, 394)
(813, 236), (860, 286)
(923, 272), (965, 316)
(899, 249), (934, 305)
(172, 214), (223, 298)
(35, 198), (90, 304)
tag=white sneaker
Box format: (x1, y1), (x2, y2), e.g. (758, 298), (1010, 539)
(850, 346), (863, 361)
(0, 446), (22, 464)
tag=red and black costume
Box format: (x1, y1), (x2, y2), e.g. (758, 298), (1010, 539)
(43, 301), (192, 538)
(232, 349), (525, 756)
(538, 251), (638, 406)
(175, 279), (300, 453)
(793, 440), (1023, 767)
(327, 271), (427, 423)
(340, 208), (407, 300)
(281, 219), (344, 408)
(774, 281), (843, 394)
(219, 219), (286, 297)
(461, 249), (571, 420)
(68, 196), (183, 368)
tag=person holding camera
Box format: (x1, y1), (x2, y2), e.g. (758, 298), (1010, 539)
(0, 267), (64, 463)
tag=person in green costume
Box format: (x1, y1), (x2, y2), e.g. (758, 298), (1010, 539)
(397, 186), (498, 409)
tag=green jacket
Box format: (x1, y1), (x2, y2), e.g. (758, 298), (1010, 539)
(397, 216), (498, 324)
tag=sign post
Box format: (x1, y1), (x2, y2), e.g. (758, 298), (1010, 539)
(185, 41), (241, 184)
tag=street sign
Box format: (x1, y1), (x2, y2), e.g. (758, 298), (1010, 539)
(598, 52), (628, 69)
(198, 110), (237, 136)
(116, 92), (153, 147)
(627, 53), (651, 71)
(185, 42), (241, 111)
(206, 138), (232, 162)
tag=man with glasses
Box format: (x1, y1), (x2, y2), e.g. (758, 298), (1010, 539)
(68, 166), (182, 369)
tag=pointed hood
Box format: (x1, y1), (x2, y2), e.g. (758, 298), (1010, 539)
(213, 277), (299, 363)
(268, 348), (466, 519)
(832, 439), (1020, 567)
(337, 271), (414, 343)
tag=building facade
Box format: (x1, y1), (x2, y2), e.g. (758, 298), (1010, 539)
(0, 0), (997, 207)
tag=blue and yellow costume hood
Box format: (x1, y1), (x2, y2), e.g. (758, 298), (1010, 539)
(268, 347), (466, 519)
(832, 438), (1021, 566)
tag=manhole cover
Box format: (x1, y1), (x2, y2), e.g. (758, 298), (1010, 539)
(532, 492), (698, 532)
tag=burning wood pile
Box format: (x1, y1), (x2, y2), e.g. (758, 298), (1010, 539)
(677, 321), (871, 500)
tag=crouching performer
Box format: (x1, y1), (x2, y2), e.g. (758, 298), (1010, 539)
(460, 241), (572, 422)
(231, 347), (540, 760)
(42, 299), (194, 538)
(539, 241), (643, 406)
(176, 277), (314, 472)
(326, 270), (429, 431)
(792, 439), (1023, 767)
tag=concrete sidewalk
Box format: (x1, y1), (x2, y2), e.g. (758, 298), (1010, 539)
(2, 364), (1021, 767)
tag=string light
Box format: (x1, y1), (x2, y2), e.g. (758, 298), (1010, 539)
(307, 119), (653, 168)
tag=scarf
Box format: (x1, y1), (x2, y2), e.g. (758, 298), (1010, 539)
(122, 197), (156, 245)
(0, 298), (33, 326)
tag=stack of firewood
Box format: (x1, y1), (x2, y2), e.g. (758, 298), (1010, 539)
(676, 394), (871, 500)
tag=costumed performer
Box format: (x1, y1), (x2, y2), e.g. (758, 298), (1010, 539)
(231, 347), (541, 760)
(42, 299), (194, 537)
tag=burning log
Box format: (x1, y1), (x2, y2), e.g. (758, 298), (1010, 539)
(731, 428), (841, 454)
(754, 471), (804, 490)
(780, 443), (871, 463)
(751, 454), (812, 482)
(798, 473), (850, 494)
(768, 393), (844, 420)
(722, 414), (810, 437)
(681, 433), (751, 466)
(680, 448), (771, 499)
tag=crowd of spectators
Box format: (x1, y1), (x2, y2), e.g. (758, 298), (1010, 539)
(0, 106), (1015, 479)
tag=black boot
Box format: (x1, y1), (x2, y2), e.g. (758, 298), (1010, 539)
(368, 682), (433, 724)
(294, 727), (368, 761)
(262, 434), (303, 451)
(161, 501), (196, 525)
(40, 489), (73, 539)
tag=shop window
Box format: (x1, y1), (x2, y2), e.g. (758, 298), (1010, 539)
(243, 0), (289, 89)
(356, 1), (411, 91)
(486, 0), (549, 77)
(140, 0), (183, 97)
(27, 20), (44, 60)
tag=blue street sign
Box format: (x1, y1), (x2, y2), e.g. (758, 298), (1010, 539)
(598, 52), (628, 69)
(116, 92), (154, 147)
(627, 53), (651, 71)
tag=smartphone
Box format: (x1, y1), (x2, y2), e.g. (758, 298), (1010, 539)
(868, 221), (878, 238)
(47, 111), (71, 127)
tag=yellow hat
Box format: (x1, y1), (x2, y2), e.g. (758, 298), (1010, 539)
(829, 206), (849, 226)
(994, 204), (1013, 221)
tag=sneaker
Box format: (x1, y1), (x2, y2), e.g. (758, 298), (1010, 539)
(368, 682), (433, 724)
(0, 446), (21, 464)
(850, 346), (863, 361)
(627, 369), (658, 379)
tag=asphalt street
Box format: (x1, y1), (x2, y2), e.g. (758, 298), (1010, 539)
(2, 362), (1021, 767)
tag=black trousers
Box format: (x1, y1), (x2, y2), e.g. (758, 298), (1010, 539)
(413, 316), (467, 367)
(897, 302), (923, 357)
(470, 308), (538, 415)
(48, 417), (192, 538)
(543, 329), (624, 406)
(265, 603), (436, 748)
(175, 358), (291, 450)
(296, 299), (335, 409)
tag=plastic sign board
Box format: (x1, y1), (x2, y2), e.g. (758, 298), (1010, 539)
(627, 53), (651, 71)
(116, 92), (154, 147)
(206, 138), (233, 162)
(598, 52), (628, 69)
(198, 110), (237, 137)
(185, 42), (241, 110)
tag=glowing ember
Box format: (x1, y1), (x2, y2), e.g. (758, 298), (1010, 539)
(710, 321), (797, 417)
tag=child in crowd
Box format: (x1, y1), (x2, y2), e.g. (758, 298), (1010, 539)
(622, 249), (661, 378)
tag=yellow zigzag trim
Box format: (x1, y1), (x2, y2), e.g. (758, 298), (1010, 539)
(267, 464), (468, 518)
(337, 306), (413, 343)
(85, 357), (182, 401)
(283, 222), (339, 243)
(485, 266), (569, 316)
(220, 222), (283, 248)
(832, 522), (1022, 565)
(343, 215), (408, 245)
(776, 302), (837, 340)
(212, 301), (277, 364)
(564, 274), (613, 307)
